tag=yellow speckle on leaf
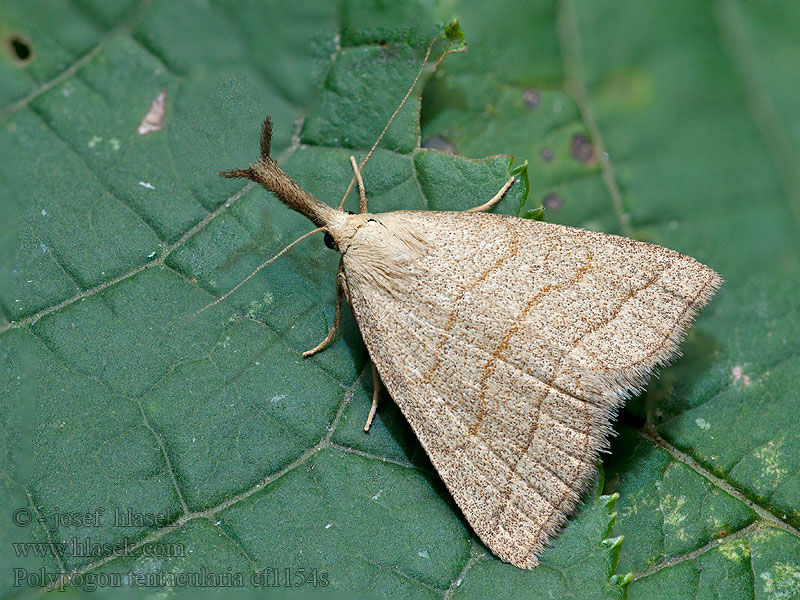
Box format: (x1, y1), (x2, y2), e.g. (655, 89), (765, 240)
(717, 538), (750, 562)
(243, 292), (274, 318)
(753, 526), (783, 548)
(754, 435), (788, 485)
(660, 493), (687, 530)
(760, 562), (800, 600)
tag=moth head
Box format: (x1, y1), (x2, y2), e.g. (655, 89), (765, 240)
(325, 211), (380, 255)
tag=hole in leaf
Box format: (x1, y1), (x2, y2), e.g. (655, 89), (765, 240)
(6, 34), (33, 64)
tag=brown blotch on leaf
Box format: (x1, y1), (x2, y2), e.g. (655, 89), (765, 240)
(6, 34), (33, 64)
(138, 91), (167, 135)
(522, 89), (540, 110)
(423, 135), (457, 155)
(570, 133), (596, 164)
(540, 147), (554, 162)
(542, 192), (563, 212)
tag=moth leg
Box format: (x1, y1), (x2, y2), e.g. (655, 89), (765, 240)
(363, 362), (381, 433)
(349, 156), (368, 214)
(467, 176), (515, 213)
(302, 263), (344, 358)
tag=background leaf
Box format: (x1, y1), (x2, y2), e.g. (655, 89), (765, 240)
(1, 1), (799, 600)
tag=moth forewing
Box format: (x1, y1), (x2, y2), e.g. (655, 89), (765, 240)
(337, 210), (720, 567)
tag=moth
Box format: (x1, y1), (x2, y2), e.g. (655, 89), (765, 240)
(213, 111), (721, 569)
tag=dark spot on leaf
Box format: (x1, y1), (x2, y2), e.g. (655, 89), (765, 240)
(542, 192), (563, 212)
(540, 147), (554, 162)
(423, 135), (457, 155)
(6, 34), (33, 64)
(522, 89), (540, 109)
(570, 133), (596, 164)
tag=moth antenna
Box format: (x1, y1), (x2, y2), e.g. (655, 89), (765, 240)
(220, 117), (337, 228)
(349, 156), (368, 213)
(193, 226), (324, 317)
(337, 36), (437, 210)
(259, 116), (273, 159)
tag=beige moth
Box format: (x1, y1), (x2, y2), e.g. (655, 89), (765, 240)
(211, 106), (721, 568)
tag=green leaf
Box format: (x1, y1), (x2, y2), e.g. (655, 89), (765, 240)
(422, 0), (800, 598)
(0, 1), (622, 598)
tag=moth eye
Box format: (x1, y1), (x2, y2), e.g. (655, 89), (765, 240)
(344, 210), (356, 215)
(323, 232), (338, 250)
